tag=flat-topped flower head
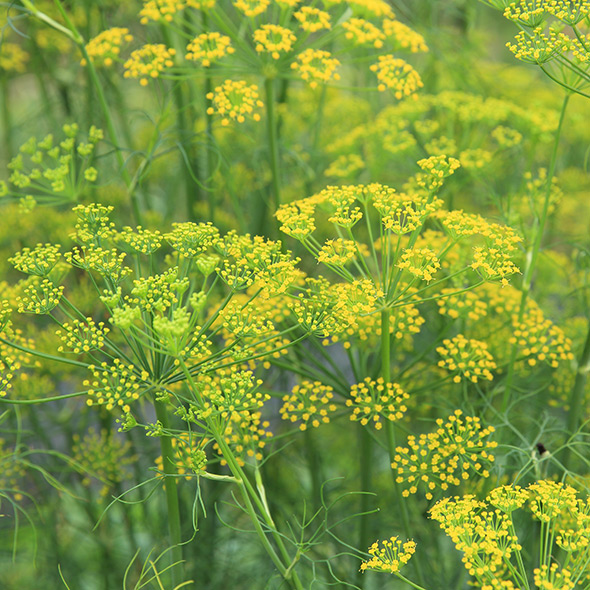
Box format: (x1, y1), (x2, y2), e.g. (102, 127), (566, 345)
(509, 307), (574, 368)
(117, 226), (163, 256)
(291, 49), (341, 89)
(507, 27), (567, 64)
(9, 243), (61, 277)
(82, 28), (133, 67)
(155, 433), (208, 477)
(0, 43), (29, 74)
(317, 238), (357, 266)
(437, 288), (488, 321)
(360, 537), (416, 574)
(342, 18), (385, 48)
(84, 359), (149, 414)
(346, 377), (409, 430)
(166, 221), (220, 257)
(391, 410), (497, 500)
(206, 80), (264, 126)
(72, 203), (115, 244)
(545, 0), (590, 25)
(253, 24), (297, 60)
(72, 428), (135, 497)
(396, 247), (441, 283)
(340, 0), (395, 18)
(370, 55), (423, 98)
(56, 318), (110, 354)
(123, 44), (176, 86)
(503, 0), (548, 26)
(140, 0), (186, 24)
(294, 7), (331, 32)
(234, 0), (269, 17)
(17, 278), (64, 314)
(186, 33), (235, 67)
(280, 380), (337, 430)
(437, 334), (497, 383)
(488, 484), (528, 513)
(383, 19), (428, 53)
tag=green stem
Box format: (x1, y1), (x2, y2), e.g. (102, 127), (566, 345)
(160, 25), (198, 221)
(177, 359), (304, 589)
(501, 92), (570, 412)
(264, 77), (281, 236)
(154, 399), (184, 588)
(562, 320), (590, 470)
(382, 310), (426, 587)
(1, 77), (14, 165)
(356, 425), (373, 589)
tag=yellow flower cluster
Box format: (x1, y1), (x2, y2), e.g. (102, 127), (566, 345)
(206, 79), (264, 126)
(155, 433), (207, 477)
(294, 7), (331, 32)
(123, 44), (176, 86)
(56, 318), (109, 354)
(186, 32), (235, 67)
(280, 380), (337, 430)
(345, 0), (394, 18)
(346, 377), (408, 430)
(9, 243), (61, 277)
(71, 203), (115, 244)
(431, 480), (590, 590)
(391, 410), (497, 500)
(396, 247), (441, 283)
(436, 334), (497, 383)
(214, 409), (272, 465)
(72, 428), (135, 497)
(253, 24), (296, 59)
(17, 278), (64, 314)
(370, 55), (423, 98)
(509, 307), (574, 368)
(0, 43), (29, 73)
(82, 28), (133, 67)
(139, 0), (185, 24)
(325, 154), (364, 178)
(503, 0), (547, 26)
(117, 226), (163, 255)
(382, 18), (428, 53)
(84, 359), (149, 414)
(507, 27), (567, 64)
(342, 18), (385, 48)
(233, 0), (269, 17)
(317, 238), (357, 266)
(166, 221), (220, 257)
(0, 439), (26, 501)
(372, 187), (441, 233)
(360, 537), (416, 574)
(437, 288), (488, 321)
(65, 245), (132, 286)
(291, 49), (341, 89)
(545, 0), (590, 24)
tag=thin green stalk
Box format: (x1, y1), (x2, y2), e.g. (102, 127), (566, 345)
(177, 359), (304, 590)
(160, 25), (198, 220)
(501, 92), (570, 412)
(1, 77), (14, 165)
(264, 77), (281, 235)
(382, 310), (426, 587)
(154, 399), (184, 588)
(562, 320), (590, 470)
(356, 425), (373, 589)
